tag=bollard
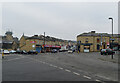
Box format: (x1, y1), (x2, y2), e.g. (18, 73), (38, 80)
(2, 52), (4, 59)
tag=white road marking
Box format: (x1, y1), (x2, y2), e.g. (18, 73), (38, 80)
(53, 65), (57, 68)
(59, 67), (63, 70)
(65, 69), (71, 72)
(73, 72), (80, 76)
(50, 64), (54, 66)
(83, 75), (91, 79)
(96, 75), (110, 80)
(95, 79), (101, 82)
(42, 62), (45, 64)
(4, 57), (24, 61)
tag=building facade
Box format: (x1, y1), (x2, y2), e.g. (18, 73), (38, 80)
(77, 31), (120, 52)
(0, 31), (19, 51)
(19, 34), (76, 52)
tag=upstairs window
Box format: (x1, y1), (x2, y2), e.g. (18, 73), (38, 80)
(97, 38), (100, 43)
(85, 38), (88, 43)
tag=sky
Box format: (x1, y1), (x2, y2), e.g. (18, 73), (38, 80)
(1, 2), (118, 41)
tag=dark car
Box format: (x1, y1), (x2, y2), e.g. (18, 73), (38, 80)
(22, 50), (28, 54)
(27, 50), (38, 54)
(15, 50), (23, 54)
(113, 47), (119, 51)
(51, 49), (57, 53)
(15, 50), (28, 54)
(101, 48), (115, 55)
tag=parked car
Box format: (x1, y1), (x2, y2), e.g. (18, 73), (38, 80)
(84, 49), (89, 53)
(51, 49), (57, 53)
(27, 50), (38, 54)
(68, 49), (73, 53)
(22, 50), (28, 54)
(113, 47), (119, 51)
(101, 48), (115, 55)
(9, 50), (16, 54)
(3, 50), (10, 54)
(15, 50), (23, 54)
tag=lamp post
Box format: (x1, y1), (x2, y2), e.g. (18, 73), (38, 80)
(109, 17), (114, 59)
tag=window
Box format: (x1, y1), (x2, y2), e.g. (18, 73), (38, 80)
(97, 38), (100, 43)
(97, 44), (100, 50)
(85, 38), (88, 43)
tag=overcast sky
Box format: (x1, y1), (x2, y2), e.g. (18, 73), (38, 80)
(1, 2), (118, 41)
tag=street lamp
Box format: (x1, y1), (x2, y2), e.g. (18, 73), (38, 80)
(109, 17), (114, 59)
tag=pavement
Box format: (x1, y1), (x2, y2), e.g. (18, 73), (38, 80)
(2, 52), (119, 82)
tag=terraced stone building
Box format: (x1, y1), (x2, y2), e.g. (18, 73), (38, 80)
(77, 31), (120, 52)
(19, 34), (76, 52)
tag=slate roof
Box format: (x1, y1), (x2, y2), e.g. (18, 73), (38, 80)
(77, 31), (120, 37)
(24, 35), (68, 42)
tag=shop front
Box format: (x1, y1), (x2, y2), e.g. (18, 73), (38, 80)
(36, 44), (42, 53)
(45, 45), (61, 52)
(81, 43), (92, 52)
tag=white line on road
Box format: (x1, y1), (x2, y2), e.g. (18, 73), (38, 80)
(95, 79), (101, 82)
(4, 57), (24, 61)
(65, 69), (71, 72)
(53, 65), (58, 68)
(45, 62), (49, 65)
(49, 64), (54, 66)
(42, 62), (45, 64)
(83, 75), (91, 79)
(59, 67), (63, 70)
(73, 72), (80, 76)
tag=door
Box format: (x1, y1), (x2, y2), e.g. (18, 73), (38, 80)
(36, 47), (42, 53)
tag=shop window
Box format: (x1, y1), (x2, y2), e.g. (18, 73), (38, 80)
(84, 46), (90, 49)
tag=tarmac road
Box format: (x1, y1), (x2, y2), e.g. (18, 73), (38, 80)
(2, 52), (119, 82)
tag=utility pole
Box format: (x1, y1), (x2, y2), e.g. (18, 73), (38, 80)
(101, 34), (102, 50)
(109, 17), (114, 59)
(44, 32), (45, 52)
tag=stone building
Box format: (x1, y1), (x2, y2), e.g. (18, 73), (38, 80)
(0, 31), (19, 51)
(19, 34), (76, 52)
(77, 31), (120, 52)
